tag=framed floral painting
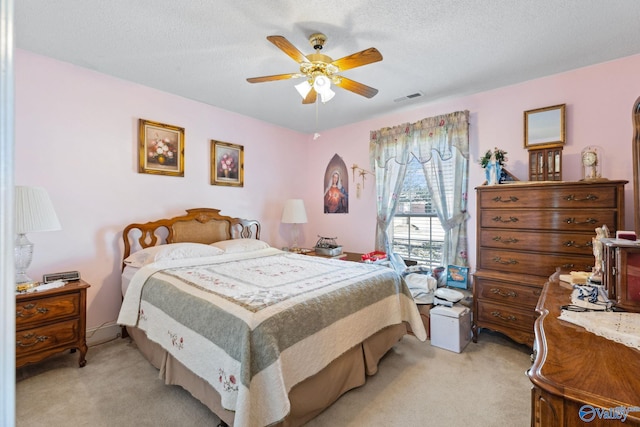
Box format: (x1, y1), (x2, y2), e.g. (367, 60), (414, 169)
(138, 119), (185, 176)
(211, 140), (244, 187)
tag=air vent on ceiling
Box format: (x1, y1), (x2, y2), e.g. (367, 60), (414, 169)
(394, 91), (424, 103)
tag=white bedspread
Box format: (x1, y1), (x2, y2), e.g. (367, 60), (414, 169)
(118, 248), (425, 427)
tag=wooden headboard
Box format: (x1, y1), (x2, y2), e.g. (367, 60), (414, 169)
(122, 208), (261, 269)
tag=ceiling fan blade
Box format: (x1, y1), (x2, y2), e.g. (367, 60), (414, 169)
(302, 88), (317, 104)
(335, 77), (379, 98)
(332, 47), (383, 72)
(246, 73), (303, 83)
(267, 35), (310, 64)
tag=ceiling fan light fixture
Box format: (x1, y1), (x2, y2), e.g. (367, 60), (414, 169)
(295, 80), (312, 99)
(313, 75), (331, 93)
(319, 87), (335, 103)
(313, 75), (335, 103)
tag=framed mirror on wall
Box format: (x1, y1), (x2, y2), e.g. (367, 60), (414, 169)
(525, 104), (566, 181)
(524, 104), (566, 149)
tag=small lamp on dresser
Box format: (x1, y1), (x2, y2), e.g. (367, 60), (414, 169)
(281, 199), (308, 252)
(14, 186), (61, 288)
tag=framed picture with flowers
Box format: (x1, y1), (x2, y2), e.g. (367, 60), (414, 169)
(211, 140), (244, 187)
(138, 119), (185, 177)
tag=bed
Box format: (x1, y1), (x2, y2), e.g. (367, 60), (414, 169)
(117, 208), (426, 427)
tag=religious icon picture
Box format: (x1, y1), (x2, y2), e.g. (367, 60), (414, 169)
(323, 154), (349, 214)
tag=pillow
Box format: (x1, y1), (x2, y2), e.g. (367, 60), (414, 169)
(210, 238), (270, 254)
(124, 243), (224, 268)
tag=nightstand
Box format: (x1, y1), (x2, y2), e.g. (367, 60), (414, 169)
(16, 280), (90, 368)
(304, 250), (364, 262)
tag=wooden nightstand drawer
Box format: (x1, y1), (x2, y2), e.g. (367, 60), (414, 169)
(16, 318), (80, 358)
(16, 292), (81, 328)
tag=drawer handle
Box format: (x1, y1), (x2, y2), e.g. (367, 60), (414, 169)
(563, 240), (593, 248)
(561, 263), (576, 269)
(16, 334), (49, 347)
(490, 288), (517, 298)
(492, 257), (518, 265)
(492, 216), (519, 224)
(493, 236), (519, 244)
(492, 196), (519, 203)
(565, 217), (598, 225)
(16, 306), (50, 318)
(491, 311), (517, 322)
(564, 194), (599, 202)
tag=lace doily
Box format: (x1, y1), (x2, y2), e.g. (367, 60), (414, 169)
(559, 310), (640, 351)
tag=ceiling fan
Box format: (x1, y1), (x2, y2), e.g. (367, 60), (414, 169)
(246, 33), (383, 104)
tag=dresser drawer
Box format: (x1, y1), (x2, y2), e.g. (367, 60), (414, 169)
(16, 292), (81, 328)
(16, 318), (80, 358)
(476, 300), (536, 332)
(478, 248), (594, 276)
(475, 278), (542, 308)
(478, 185), (619, 209)
(480, 209), (618, 232)
(479, 229), (594, 255)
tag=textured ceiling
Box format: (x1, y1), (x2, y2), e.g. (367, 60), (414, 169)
(15, 1), (640, 134)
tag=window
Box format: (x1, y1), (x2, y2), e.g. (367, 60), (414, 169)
(391, 156), (453, 268)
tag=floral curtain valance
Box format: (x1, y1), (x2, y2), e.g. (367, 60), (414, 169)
(369, 110), (469, 169)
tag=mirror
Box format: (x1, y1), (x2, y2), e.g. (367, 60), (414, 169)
(524, 104), (566, 149)
(633, 96), (640, 236)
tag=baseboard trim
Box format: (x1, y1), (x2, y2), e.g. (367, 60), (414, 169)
(86, 322), (121, 346)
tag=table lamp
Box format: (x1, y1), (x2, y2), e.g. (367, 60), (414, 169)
(281, 199), (307, 251)
(15, 186), (61, 286)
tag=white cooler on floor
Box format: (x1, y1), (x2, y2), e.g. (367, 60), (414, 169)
(430, 304), (471, 353)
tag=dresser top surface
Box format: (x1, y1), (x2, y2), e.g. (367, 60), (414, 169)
(529, 280), (640, 409)
(476, 180), (628, 191)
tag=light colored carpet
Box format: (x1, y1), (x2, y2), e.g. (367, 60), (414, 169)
(16, 331), (532, 427)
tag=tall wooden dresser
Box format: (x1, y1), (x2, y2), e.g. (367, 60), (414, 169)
(473, 180), (626, 347)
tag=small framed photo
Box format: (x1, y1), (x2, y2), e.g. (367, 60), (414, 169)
(211, 140), (244, 187)
(446, 265), (469, 289)
(138, 119), (184, 176)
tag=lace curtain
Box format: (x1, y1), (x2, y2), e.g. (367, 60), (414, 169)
(370, 110), (470, 271)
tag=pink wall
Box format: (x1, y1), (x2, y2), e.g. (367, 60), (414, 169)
(15, 49), (640, 337)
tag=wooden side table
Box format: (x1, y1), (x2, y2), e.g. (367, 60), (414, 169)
(16, 280), (90, 368)
(303, 250), (364, 262)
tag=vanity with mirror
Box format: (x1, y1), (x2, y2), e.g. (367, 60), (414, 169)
(527, 96), (640, 427)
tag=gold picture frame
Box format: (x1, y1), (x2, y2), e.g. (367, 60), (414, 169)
(138, 119), (185, 176)
(524, 104), (566, 149)
(211, 140), (244, 187)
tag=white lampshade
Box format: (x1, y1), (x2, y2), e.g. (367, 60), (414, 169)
(313, 75), (335, 103)
(15, 186), (61, 233)
(14, 186), (61, 285)
(281, 199), (308, 224)
(313, 75), (331, 92)
(295, 80), (312, 99)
